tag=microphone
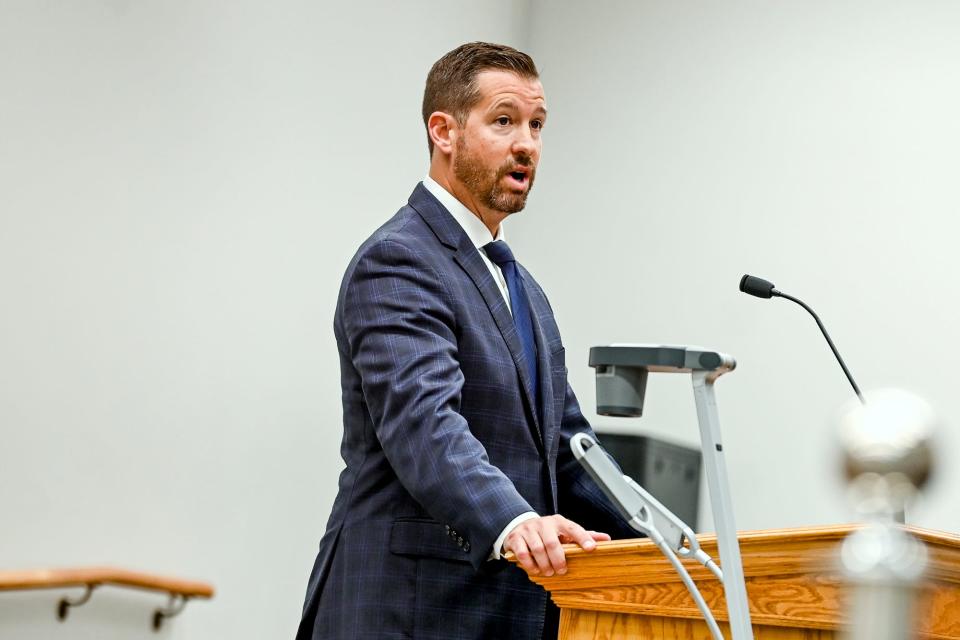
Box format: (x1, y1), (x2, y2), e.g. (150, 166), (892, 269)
(739, 274), (864, 404)
(738, 274), (777, 299)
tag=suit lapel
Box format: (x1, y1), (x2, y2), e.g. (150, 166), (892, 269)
(452, 243), (544, 448)
(408, 184), (544, 449)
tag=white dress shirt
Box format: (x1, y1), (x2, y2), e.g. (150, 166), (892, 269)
(422, 176), (513, 311)
(421, 176), (539, 559)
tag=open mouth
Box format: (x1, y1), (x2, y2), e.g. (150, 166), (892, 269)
(506, 168), (530, 188)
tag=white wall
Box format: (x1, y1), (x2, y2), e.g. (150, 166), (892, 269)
(0, 1), (528, 638)
(3, 2), (959, 639)
(516, 0), (960, 534)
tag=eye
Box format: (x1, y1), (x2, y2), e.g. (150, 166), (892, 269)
(531, 119), (544, 131)
(495, 116), (510, 126)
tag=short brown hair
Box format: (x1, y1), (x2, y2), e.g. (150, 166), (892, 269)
(422, 42), (539, 156)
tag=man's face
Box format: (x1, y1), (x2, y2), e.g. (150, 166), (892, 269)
(452, 70), (546, 216)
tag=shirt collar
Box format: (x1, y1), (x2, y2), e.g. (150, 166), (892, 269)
(422, 175), (504, 248)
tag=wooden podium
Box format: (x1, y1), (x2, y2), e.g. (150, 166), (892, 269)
(514, 525), (960, 639)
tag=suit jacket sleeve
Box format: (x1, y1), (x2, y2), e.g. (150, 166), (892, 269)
(340, 238), (535, 568)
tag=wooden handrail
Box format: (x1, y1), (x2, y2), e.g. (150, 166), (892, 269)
(0, 566), (214, 631)
(0, 566), (214, 598)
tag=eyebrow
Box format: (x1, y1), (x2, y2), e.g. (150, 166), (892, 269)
(489, 99), (548, 118)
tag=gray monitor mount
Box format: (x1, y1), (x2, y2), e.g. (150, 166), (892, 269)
(588, 344), (753, 640)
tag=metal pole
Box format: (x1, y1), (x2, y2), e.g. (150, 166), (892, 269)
(692, 371), (753, 640)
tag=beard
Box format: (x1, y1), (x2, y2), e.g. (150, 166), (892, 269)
(453, 135), (536, 215)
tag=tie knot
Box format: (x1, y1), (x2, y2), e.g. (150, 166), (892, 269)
(483, 240), (516, 267)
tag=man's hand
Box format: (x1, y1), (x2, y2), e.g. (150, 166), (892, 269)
(503, 514), (610, 577)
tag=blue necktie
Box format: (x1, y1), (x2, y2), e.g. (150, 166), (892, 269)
(483, 241), (539, 411)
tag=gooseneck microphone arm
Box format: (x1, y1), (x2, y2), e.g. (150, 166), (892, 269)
(774, 290), (864, 404)
(739, 274), (865, 405)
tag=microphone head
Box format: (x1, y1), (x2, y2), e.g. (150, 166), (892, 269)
(739, 274), (777, 299)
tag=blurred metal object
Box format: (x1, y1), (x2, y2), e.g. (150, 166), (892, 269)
(838, 389), (935, 495)
(837, 389), (938, 640)
(840, 525), (928, 640)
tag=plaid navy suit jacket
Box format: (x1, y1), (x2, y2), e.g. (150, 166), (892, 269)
(297, 184), (634, 640)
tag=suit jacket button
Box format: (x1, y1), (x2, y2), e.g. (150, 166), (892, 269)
(444, 525), (451, 533)
(457, 536), (464, 546)
(464, 542), (471, 552)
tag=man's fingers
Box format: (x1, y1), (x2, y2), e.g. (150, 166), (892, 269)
(577, 530), (611, 551)
(556, 519), (610, 552)
(542, 524), (567, 575)
(506, 534), (538, 575)
(507, 516), (607, 577)
(522, 527), (555, 576)
(555, 517), (591, 546)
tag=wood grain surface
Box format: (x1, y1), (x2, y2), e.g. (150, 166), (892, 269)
(508, 524), (960, 639)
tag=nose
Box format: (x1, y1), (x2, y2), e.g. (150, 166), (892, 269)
(511, 125), (538, 159)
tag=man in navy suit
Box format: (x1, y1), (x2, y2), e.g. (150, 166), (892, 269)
(297, 42), (634, 640)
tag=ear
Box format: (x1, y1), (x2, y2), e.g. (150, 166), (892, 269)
(427, 111), (458, 156)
